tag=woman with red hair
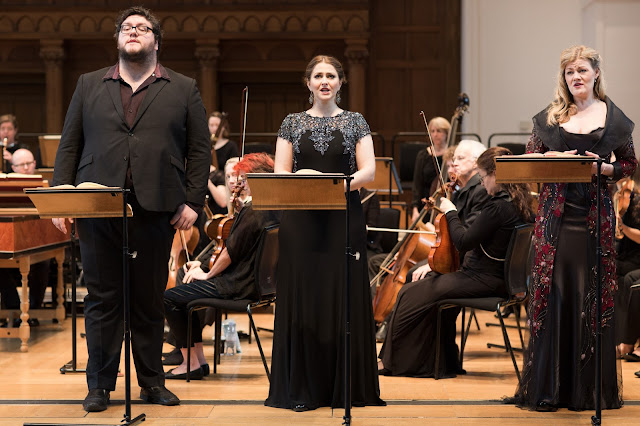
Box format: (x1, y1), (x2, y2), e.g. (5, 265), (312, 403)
(162, 153), (279, 380)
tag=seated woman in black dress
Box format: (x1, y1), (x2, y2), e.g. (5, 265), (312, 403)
(163, 153), (279, 380)
(378, 146), (535, 378)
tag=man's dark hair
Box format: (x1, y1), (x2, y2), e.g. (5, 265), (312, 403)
(114, 6), (163, 51)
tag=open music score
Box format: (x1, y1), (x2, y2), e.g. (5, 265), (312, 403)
(495, 154), (594, 184)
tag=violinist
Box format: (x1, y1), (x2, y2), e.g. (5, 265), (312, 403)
(615, 162), (640, 362)
(406, 140), (490, 282)
(377, 147), (535, 378)
(411, 117), (451, 223)
(163, 153), (279, 380)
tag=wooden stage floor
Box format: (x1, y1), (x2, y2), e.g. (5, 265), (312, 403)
(0, 310), (639, 425)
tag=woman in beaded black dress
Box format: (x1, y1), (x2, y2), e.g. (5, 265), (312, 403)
(510, 45), (636, 412)
(265, 55), (384, 412)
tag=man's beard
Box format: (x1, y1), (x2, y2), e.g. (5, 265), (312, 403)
(118, 43), (155, 65)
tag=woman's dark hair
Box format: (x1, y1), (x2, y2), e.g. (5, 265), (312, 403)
(477, 146), (535, 222)
(114, 6), (163, 51)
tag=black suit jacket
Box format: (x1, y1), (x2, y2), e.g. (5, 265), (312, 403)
(53, 66), (211, 213)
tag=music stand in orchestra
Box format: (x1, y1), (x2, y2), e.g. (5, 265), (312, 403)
(24, 186), (142, 426)
(247, 172), (357, 425)
(496, 155), (606, 426)
(363, 157), (402, 208)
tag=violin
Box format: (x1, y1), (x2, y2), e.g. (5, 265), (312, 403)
(614, 177), (635, 239)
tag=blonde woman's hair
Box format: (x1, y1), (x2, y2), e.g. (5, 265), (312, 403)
(428, 116), (451, 135)
(547, 45), (606, 126)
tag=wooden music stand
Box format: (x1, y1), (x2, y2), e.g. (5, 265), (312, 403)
(24, 187), (143, 426)
(363, 157), (402, 208)
(247, 173), (357, 425)
(496, 155), (606, 425)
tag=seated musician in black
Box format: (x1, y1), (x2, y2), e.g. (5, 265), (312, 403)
(163, 153), (279, 380)
(372, 140), (490, 338)
(378, 147), (535, 378)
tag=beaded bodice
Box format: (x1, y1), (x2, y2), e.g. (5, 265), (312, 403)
(277, 111), (370, 174)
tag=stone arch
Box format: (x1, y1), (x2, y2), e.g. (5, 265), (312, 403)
(244, 16), (262, 32)
(306, 16), (323, 32)
(326, 16), (345, 32)
(16, 16), (36, 33)
(346, 16), (366, 32)
(58, 16), (76, 33)
(222, 16), (241, 32)
(202, 16), (220, 32)
(263, 16), (281, 32)
(37, 16), (56, 33)
(78, 16), (97, 33)
(162, 16), (180, 33)
(284, 16), (303, 32)
(182, 16), (200, 32)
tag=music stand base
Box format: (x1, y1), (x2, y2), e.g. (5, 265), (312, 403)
(24, 413), (146, 426)
(59, 361), (86, 374)
(591, 415), (601, 425)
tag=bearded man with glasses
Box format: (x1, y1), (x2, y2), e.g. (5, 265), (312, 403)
(51, 6), (210, 412)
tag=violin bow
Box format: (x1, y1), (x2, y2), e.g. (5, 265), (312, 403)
(240, 86), (248, 158)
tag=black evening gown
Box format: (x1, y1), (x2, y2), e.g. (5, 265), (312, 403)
(515, 128), (622, 411)
(265, 111), (384, 410)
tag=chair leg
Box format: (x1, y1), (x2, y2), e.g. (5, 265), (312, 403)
(214, 309), (222, 373)
(471, 310), (480, 331)
(496, 308), (522, 385)
(514, 305), (525, 348)
(187, 307), (193, 383)
(435, 306), (443, 380)
(247, 307), (270, 382)
(461, 308), (473, 371)
(247, 312), (253, 344)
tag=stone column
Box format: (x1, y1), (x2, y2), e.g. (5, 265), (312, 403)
(195, 39), (220, 115)
(344, 39), (369, 116)
(39, 40), (65, 133)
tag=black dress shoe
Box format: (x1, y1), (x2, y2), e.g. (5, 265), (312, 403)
(82, 389), (110, 412)
(201, 363), (210, 376)
(140, 385), (180, 405)
(635, 370), (640, 378)
(535, 401), (557, 412)
(378, 367), (391, 376)
(292, 404), (310, 412)
(162, 348), (184, 365)
(165, 367), (203, 380)
(623, 352), (640, 362)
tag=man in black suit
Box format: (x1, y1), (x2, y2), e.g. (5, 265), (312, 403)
(52, 6), (210, 412)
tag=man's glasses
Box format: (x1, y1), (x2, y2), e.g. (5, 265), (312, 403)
(12, 161), (35, 169)
(120, 24), (152, 35)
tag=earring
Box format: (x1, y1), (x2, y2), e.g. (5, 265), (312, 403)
(336, 90), (341, 104)
(308, 92), (314, 105)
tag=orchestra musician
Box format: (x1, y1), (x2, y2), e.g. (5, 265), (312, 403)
(510, 45), (636, 412)
(0, 148), (52, 325)
(163, 153), (279, 380)
(614, 164), (640, 362)
(266, 55), (384, 412)
(50, 6), (210, 412)
(372, 140), (490, 341)
(410, 116), (451, 223)
(377, 147), (535, 378)
(208, 111), (239, 175)
(0, 114), (42, 172)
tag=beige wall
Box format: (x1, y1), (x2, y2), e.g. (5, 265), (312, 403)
(462, 0), (640, 154)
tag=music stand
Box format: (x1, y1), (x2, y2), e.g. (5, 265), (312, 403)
(24, 187), (142, 426)
(363, 157), (402, 208)
(496, 155), (604, 425)
(247, 173), (357, 425)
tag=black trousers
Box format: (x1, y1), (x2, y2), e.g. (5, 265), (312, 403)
(77, 198), (173, 391)
(164, 271), (222, 349)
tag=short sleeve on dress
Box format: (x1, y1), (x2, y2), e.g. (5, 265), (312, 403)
(277, 114), (295, 143)
(352, 112), (371, 142)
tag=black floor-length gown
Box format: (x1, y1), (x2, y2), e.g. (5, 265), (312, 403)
(265, 111), (384, 410)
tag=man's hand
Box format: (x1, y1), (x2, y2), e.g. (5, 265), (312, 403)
(170, 204), (198, 230)
(182, 260), (202, 273)
(182, 265), (208, 284)
(52, 217), (73, 234)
